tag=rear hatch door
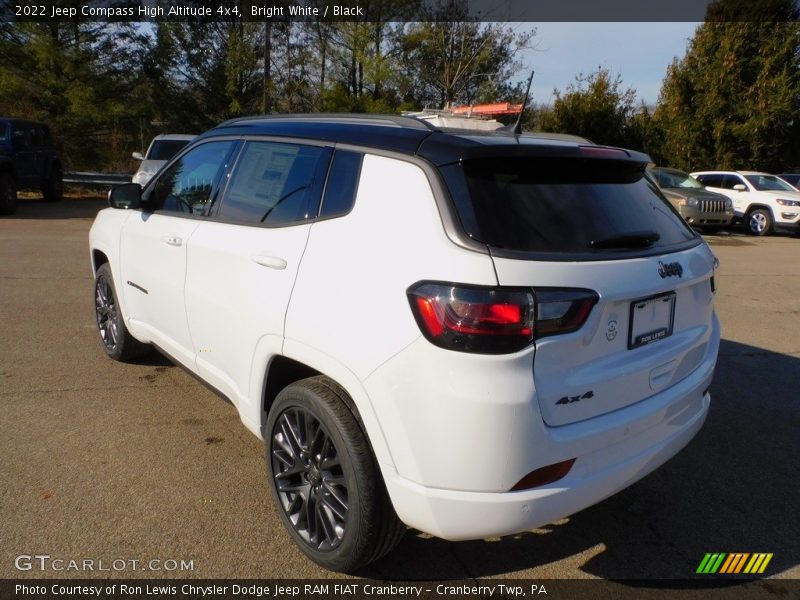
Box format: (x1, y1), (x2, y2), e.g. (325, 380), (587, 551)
(450, 151), (717, 426)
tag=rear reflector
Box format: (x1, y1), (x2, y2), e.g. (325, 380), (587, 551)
(510, 458), (576, 491)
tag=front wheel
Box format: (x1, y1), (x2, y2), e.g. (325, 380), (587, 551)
(42, 166), (63, 202)
(94, 263), (150, 361)
(265, 376), (405, 572)
(746, 208), (772, 236)
(0, 172), (17, 215)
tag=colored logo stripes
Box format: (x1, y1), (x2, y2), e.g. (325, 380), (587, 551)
(696, 553), (773, 574)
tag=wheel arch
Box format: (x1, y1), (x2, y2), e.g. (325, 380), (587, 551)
(91, 248), (109, 276)
(45, 157), (62, 178)
(745, 203), (774, 218)
(253, 341), (397, 477)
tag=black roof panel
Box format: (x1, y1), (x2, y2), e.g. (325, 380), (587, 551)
(200, 113), (650, 166)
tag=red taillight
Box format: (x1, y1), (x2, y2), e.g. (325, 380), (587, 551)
(407, 283), (598, 354)
(510, 458), (576, 491)
(535, 288), (599, 338)
(408, 283), (535, 354)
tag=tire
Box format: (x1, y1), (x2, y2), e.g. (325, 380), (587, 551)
(0, 172), (17, 215)
(746, 208), (772, 236)
(94, 263), (150, 361)
(42, 166), (63, 202)
(265, 376), (405, 572)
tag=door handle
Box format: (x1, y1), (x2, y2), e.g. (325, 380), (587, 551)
(251, 255), (287, 270)
(162, 235), (182, 247)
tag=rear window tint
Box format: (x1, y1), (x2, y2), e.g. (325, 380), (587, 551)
(446, 157), (696, 256)
(320, 150), (362, 219)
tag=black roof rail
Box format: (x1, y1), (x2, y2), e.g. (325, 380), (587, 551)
(218, 113), (438, 132)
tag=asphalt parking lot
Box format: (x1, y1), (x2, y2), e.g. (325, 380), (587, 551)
(1, 197), (798, 582)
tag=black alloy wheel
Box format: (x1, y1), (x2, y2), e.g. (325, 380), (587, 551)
(271, 406), (349, 551)
(265, 377), (406, 572)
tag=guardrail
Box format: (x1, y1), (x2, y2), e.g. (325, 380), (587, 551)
(63, 171), (132, 186)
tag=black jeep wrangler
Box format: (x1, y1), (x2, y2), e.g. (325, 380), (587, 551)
(0, 118), (63, 214)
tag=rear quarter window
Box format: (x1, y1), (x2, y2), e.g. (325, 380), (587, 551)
(319, 150), (362, 219)
(442, 156), (697, 259)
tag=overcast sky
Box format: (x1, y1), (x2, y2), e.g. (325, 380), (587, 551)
(514, 22), (701, 107)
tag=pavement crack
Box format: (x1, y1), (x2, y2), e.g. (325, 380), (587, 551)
(448, 542), (479, 582)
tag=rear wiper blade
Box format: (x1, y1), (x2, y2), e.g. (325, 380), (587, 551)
(589, 231), (661, 249)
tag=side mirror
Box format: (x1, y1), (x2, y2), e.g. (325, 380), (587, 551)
(108, 183), (142, 209)
(733, 184), (747, 191)
(132, 151), (144, 161)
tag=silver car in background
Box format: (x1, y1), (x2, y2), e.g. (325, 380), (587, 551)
(649, 167), (734, 233)
(132, 134), (195, 186)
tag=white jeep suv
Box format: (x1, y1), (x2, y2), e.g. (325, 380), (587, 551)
(90, 115), (720, 572)
(691, 170), (800, 235)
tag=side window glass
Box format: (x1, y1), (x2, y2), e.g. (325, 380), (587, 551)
(30, 126), (43, 147)
(218, 141), (327, 225)
(320, 150), (362, 219)
(147, 141), (234, 215)
(721, 175), (743, 190)
(12, 125), (28, 149)
(41, 126), (54, 146)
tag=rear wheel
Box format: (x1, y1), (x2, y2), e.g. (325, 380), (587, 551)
(746, 208), (772, 236)
(94, 263), (150, 361)
(265, 376), (405, 572)
(0, 172), (17, 215)
(42, 166), (63, 202)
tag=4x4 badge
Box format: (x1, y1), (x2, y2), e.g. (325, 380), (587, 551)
(556, 391), (594, 405)
(658, 261), (683, 278)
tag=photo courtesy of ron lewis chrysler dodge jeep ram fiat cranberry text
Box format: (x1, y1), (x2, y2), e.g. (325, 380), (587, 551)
(89, 114), (720, 572)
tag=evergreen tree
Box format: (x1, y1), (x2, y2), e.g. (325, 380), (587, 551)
(654, 0), (800, 172)
(0, 22), (145, 169)
(538, 67), (641, 148)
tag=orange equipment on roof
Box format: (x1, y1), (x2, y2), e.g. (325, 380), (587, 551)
(450, 103), (523, 117)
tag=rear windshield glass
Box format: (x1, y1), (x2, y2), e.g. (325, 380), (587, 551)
(147, 139), (191, 161)
(651, 168), (703, 189)
(450, 157), (696, 256)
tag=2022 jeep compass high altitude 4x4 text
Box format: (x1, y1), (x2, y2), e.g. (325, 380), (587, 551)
(90, 114), (720, 572)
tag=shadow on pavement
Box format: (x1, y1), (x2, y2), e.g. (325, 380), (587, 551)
(6, 196), (109, 220)
(364, 339), (799, 584)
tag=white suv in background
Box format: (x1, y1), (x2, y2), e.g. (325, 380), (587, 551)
(691, 170), (800, 235)
(90, 115), (720, 572)
(131, 133), (195, 186)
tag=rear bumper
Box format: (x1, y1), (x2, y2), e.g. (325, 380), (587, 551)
(368, 312), (719, 540)
(384, 386), (710, 541)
